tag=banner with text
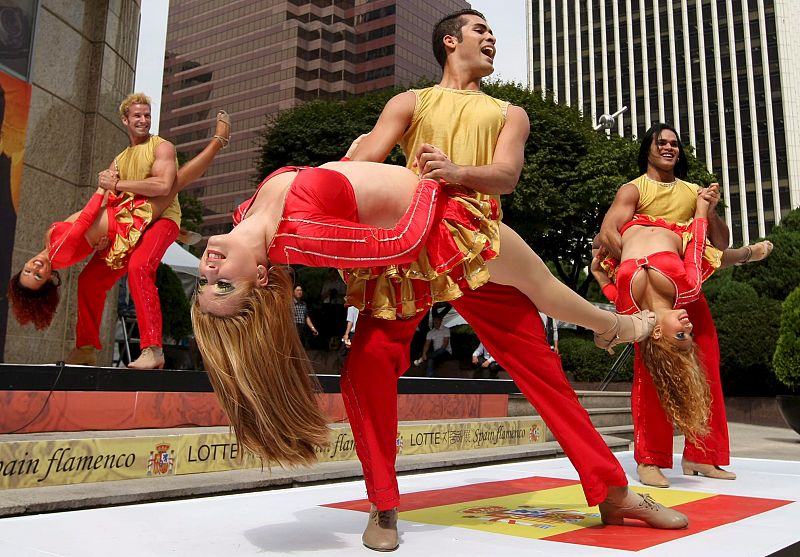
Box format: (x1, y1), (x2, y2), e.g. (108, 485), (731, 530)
(0, 418), (547, 489)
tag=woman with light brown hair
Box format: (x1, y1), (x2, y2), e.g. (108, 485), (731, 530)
(190, 160), (660, 466)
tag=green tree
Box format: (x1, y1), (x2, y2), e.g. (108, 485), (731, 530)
(773, 285), (800, 391)
(257, 86), (416, 179)
(731, 208), (800, 301)
(704, 271), (783, 395)
(155, 263), (192, 343)
(178, 191), (203, 233)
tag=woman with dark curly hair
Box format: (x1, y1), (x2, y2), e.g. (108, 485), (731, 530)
(7, 269), (61, 330)
(8, 111), (230, 331)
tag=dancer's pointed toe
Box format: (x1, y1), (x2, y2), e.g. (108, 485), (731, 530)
(213, 110), (231, 148)
(594, 310), (656, 353)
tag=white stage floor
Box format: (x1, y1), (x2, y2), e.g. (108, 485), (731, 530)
(0, 451), (798, 556)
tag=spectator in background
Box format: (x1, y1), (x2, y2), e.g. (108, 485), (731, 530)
(342, 305), (359, 346)
(417, 316), (451, 377)
(338, 305), (359, 369)
(293, 285), (318, 346)
(472, 341), (499, 379)
(539, 311), (559, 353)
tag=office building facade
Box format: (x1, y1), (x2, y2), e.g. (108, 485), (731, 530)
(526, 0), (800, 244)
(160, 0), (468, 237)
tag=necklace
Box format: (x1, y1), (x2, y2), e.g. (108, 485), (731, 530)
(644, 175), (677, 188)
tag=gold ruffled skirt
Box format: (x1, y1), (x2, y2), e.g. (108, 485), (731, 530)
(344, 189), (500, 320)
(102, 193), (154, 270)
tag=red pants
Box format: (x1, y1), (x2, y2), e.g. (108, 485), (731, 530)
(632, 293), (730, 467)
(76, 219), (178, 350)
(341, 282), (628, 511)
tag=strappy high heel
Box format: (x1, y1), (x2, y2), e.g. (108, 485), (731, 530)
(594, 310), (656, 354)
(736, 240), (773, 265)
(213, 110), (231, 148)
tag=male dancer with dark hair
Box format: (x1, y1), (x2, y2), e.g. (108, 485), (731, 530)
(346, 10), (688, 552)
(598, 123), (745, 488)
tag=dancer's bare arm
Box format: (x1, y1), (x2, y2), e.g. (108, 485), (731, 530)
(703, 183), (730, 250)
(350, 92), (529, 194)
(100, 141), (178, 197)
(598, 183), (640, 259)
(350, 91), (416, 162)
(415, 105), (529, 194)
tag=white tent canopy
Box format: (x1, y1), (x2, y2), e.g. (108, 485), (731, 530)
(161, 242), (200, 297)
(162, 242), (200, 277)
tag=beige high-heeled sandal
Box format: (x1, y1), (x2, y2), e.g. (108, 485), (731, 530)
(594, 310), (656, 354)
(736, 240), (773, 265)
(213, 110), (231, 148)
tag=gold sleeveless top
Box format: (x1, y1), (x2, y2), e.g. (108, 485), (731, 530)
(344, 87), (510, 319)
(400, 85), (509, 209)
(632, 173), (722, 270)
(115, 134), (181, 227)
(633, 174), (699, 224)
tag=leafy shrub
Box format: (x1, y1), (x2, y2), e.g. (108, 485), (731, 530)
(774, 285), (800, 391)
(731, 226), (800, 302)
(156, 263), (192, 343)
(705, 275), (783, 395)
(558, 330), (633, 382)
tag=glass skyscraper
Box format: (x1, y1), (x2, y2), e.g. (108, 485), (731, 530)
(160, 0), (469, 239)
(527, 0), (800, 245)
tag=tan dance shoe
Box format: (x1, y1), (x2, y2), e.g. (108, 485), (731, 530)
(65, 345), (97, 366)
(128, 346), (165, 370)
(599, 491), (688, 529)
(362, 505), (399, 552)
(594, 310), (657, 353)
(637, 463), (670, 488)
(682, 458), (736, 480)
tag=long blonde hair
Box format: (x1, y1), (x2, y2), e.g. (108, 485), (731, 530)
(640, 337), (711, 445)
(191, 266), (330, 466)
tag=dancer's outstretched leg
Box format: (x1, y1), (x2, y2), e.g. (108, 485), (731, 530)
(720, 240), (773, 269)
(175, 110), (231, 190)
(487, 223), (654, 349)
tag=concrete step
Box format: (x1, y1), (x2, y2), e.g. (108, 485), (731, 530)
(576, 391), (633, 409)
(597, 424), (635, 442)
(586, 407), (633, 428)
(508, 391), (632, 415)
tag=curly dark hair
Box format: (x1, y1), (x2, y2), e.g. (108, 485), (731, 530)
(7, 270), (61, 330)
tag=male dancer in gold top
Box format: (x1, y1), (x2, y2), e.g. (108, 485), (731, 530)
(345, 9), (688, 552)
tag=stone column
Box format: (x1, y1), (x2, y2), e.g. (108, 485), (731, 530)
(5, 0), (141, 364)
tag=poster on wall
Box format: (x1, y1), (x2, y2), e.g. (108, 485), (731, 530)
(0, 0), (36, 80)
(0, 70), (31, 361)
